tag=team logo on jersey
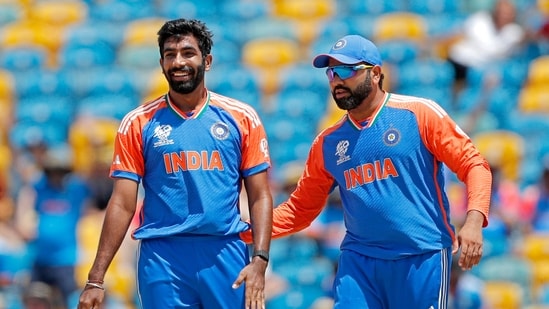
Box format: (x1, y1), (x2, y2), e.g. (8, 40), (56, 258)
(335, 140), (351, 165)
(383, 128), (400, 146)
(210, 122), (230, 140)
(260, 138), (270, 158)
(153, 125), (174, 147)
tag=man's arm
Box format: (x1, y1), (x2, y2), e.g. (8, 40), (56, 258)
(244, 170), (273, 260)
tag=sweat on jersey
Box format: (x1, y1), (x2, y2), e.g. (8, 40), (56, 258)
(110, 91), (270, 239)
(242, 92), (491, 260)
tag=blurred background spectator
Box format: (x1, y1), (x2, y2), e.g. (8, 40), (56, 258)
(0, 0), (549, 308)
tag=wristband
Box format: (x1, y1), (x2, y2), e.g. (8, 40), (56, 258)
(85, 280), (105, 290)
(252, 250), (269, 263)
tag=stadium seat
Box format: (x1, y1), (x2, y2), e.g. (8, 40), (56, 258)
(207, 65), (262, 109)
(141, 70), (169, 102)
(242, 18), (299, 43)
(69, 117), (119, 175)
(123, 18), (165, 46)
(28, 1), (88, 27)
(473, 255), (532, 288)
(62, 66), (139, 100)
(76, 94), (138, 121)
(0, 46), (48, 72)
(518, 86), (549, 114)
(0, 70), (15, 102)
(272, 0), (335, 21)
(526, 55), (549, 86)
(482, 281), (524, 309)
(241, 38), (301, 68)
(65, 21), (125, 52)
(377, 39), (421, 65)
(58, 37), (116, 69)
(10, 121), (69, 149)
(210, 39), (241, 65)
(88, 0), (155, 23)
(13, 70), (72, 100)
(242, 38), (301, 95)
(521, 233), (549, 262)
(0, 3), (23, 27)
(273, 87), (329, 124)
(397, 58), (454, 89)
(155, 0), (218, 20)
(1, 21), (66, 67)
(373, 12), (428, 42)
(539, 0), (549, 15)
(278, 64), (328, 94)
(343, 0), (407, 15)
(15, 95), (73, 126)
(408, 0), (462, 15)
(219, 0), (270, 21)
(117, 43), (159, 70)
(472, 130), (525, 182)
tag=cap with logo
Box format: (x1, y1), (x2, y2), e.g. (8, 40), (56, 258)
(313, 35), (382, 68)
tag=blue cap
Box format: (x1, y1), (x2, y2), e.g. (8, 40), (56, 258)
(313, 35), (382, 68)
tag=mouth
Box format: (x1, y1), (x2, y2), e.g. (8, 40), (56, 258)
(171, 70), (192, 81)
(334, 89), (350, 99)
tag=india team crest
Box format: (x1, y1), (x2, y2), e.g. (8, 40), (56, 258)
(383, 128), (400, 146)
(333, 39), (347, 50)
(211, 122), (230, 140)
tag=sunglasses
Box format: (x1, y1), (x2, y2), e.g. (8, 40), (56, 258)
(325, 64), (374, 81)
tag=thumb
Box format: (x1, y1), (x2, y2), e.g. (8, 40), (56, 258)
(232, 273), (245, 289)
(451, 237), (460, 255)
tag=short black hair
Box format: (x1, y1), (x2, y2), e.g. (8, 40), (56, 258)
(157, 18), (213, 58)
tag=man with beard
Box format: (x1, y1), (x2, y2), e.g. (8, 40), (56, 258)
(242, 35), (492, 308)
(78, 18), (273, 309)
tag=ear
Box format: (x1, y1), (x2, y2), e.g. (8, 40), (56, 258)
(371, 65), (382, 81)
(205, 54), (213, 71)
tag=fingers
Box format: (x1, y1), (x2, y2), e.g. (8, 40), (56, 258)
(458, 243), (483, 270)
(245, 284), (265, 309)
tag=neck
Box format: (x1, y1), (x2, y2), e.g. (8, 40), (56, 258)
(168, 86), (207, 112)
(348, 90), (386, 121)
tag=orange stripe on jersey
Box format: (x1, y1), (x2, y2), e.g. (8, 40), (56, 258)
(118, 96), (165, 135)
(209, 92), (262, 128)
(386, 93), (491, 226)
(208, 92), (270, 171)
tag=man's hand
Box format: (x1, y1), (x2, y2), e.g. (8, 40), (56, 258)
(77, 286), (105, 309)
(453, 210), (485, 270)
(232, 257), (268, 309)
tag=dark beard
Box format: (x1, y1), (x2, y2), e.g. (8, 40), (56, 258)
(166, 62), (206, 94)
(333, 73), (373, 111)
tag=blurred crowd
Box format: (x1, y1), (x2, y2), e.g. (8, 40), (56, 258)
(1, 0), (549, 308)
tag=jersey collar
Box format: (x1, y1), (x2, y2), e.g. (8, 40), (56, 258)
(347, 92), (391, 130)
(165, 90), (211, 119)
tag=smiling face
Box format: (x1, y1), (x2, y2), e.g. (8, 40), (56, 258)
(160, 34), (212, 95)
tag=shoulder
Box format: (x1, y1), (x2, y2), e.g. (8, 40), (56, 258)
(209, 91), (263, 124)
(387, 93), (448, 118)
(118, 95), (167, 135)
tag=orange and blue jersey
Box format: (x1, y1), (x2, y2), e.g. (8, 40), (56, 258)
(110, 91), (270, 239)
(264, 92), (491, 260)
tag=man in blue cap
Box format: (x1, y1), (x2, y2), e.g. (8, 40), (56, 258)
(243, 34), (492, 308)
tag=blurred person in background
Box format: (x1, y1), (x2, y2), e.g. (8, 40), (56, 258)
(243, 34), (492, 308)
(78, 18), (273, 309)
(524, 155), (549, 232)
(15, 144), (93, 309)
(446, 0), (526, 104)
(22, 281), (54, 309)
